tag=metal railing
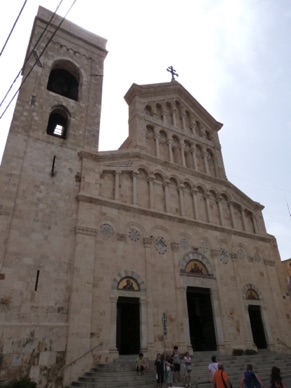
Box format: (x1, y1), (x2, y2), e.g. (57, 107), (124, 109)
(59, 341), (103, 375)
(277, 337), (291, 351)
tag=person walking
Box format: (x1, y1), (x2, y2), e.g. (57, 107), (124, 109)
(270, 366), (285, 388)
(208, 355), (219, 382)
(213, 362), (231, 388)
(239, 364), (263, 388)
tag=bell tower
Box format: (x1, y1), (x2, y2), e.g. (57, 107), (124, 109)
(0, 6), (107, 383)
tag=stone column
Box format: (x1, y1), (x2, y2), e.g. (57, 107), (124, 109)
(229, 202), (235, 228)
(164, 181), (170, 213)
(241, 207), (247, 231)
(148, 176), (154, 209)
(180, 286), (192, 350)
(203, 152), (209, 175)
(192, 189), (198, 220)
(191, 147), (197, 170)
(140, 297), (148, 353)
(132, 171), (138, 205)
(252, 216), (259, 234)
(171, 243), (188, 349)
(178, 185), (185, 216)
(114, 170), (121, 201)
(205, 194), (211, 223)
(218, 196), (224, 226)
(172, 107), (177, 127)
(154, 133), (160, 158)
(211, 289), (226, 353)
(181, 144), (186, 167)
(143, 237), (154, 352)
(109, 296), (118, 352)
(168, 139), (174, 163)
(181, 112), (187, 131)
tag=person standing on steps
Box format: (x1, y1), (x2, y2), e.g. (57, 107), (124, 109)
(165, 354), (174, 388)
(172, 345), (181, 383)
(207, 355), (219, 382)
(184, 351), (192, 387)
(155, 353), (164, 388)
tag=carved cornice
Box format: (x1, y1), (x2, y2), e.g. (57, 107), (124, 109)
(75, 226), (98, 236)
(264, 259), (275, 266)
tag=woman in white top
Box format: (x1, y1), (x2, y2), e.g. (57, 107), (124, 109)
(184, 351), (192, 387)
(207, 355), (219, 381)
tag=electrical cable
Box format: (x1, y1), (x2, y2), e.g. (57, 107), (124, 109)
(0, 0), (65, 111)
(0, 0), (28, 56)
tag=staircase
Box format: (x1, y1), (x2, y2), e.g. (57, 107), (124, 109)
(66, 352), (291, 388)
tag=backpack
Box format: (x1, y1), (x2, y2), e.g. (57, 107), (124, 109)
(244, 370), (260, 388)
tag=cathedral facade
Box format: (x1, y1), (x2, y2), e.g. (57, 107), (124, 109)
(0, 6), (290, 388)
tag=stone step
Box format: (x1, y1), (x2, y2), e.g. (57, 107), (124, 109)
(66, 352), (291, 388)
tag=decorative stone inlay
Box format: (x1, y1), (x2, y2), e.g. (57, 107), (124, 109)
(104, 161), (133, 167)
(117, 233), (126, 242)
(155, 237), (167, 254)
(237, 248), (245, 260)
(143, 237), (153, 248)
(129, 228), (140, 242)
(218, 248), (229, 264)
(100, 224), (113, 238)
(254, 250), (262, 262)
(180, 238), (190, 250)
(171, 243), (180, 252)
(75, 226), (98, 237)
(199, 240), (210, 256)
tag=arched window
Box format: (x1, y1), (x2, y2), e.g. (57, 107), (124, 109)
(47, 68), (79, 101)
(47, 107), (69, 139)
(145, 104), (153, 116)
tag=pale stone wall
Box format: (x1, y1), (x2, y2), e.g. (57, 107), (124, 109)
(0, 6), (290, 388)
(0, 6), (106, 386)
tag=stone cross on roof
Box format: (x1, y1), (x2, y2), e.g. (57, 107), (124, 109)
(167, 66), (179, 81)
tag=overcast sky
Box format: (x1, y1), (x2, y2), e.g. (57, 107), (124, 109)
(0, 0), (290, 260)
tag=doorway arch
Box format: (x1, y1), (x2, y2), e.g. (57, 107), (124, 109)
(111, 271), (147, 355)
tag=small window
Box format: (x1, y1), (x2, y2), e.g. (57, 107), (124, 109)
(47, 108), (69, 139)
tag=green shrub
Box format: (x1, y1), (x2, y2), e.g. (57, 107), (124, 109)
(244, 349), (258, 355)
(232, 348), (244, 356)
(5, 377), (37, 388)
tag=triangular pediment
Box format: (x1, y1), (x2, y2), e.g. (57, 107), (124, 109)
(124, 81), (223, 133)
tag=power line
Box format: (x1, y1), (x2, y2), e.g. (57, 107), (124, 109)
(0, 0), (64, 110)
(286, 200), (291, 221)
(0, 0), (78, 118)
(0, 0), (28, 57)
